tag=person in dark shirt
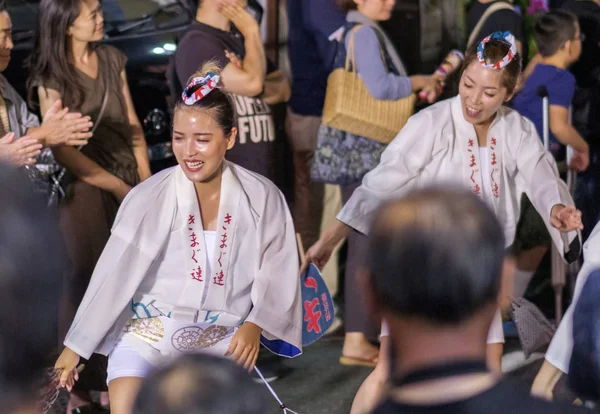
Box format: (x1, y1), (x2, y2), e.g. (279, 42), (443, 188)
(360, 187), (589, 414)
(467, 0), (525, 54)
(285, 0), (345, 253)
(171, 0), (290, 184)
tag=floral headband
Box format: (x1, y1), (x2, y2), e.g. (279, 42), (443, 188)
(477, 31), (517, 70)
(181, 72), (221, 105)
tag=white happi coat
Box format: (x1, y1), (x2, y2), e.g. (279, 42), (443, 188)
(338, 96), (580, 257)
(545, 222), (600, 373)
(64, 162), (302, 360)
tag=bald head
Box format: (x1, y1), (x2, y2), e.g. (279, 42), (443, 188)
(367, 187), (505, 324)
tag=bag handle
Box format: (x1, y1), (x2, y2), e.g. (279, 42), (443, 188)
(467, 2), (515, 48)
(344, 25), (388, 74)
(344, 25), (361, 72)
(93, 69), (111, 133)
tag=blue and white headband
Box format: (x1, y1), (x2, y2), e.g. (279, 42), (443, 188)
(181, 72), (221, 105)
(477, 31), (518, 70)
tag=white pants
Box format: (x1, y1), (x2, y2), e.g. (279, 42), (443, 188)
(380, 309), (505, 344)
(107, 317), (236, 384)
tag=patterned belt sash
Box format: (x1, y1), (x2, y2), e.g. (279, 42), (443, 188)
(125, 317), (232, 352)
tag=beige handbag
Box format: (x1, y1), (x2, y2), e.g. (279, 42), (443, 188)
(322, 26), (416, 144)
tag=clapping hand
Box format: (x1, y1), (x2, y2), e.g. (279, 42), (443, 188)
(550, 205), (583, 232)
(0, 132), (42, 166)
(42, 100), (93, 147)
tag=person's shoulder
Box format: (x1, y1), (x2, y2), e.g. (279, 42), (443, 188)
(554, 67), (576, 85)
(123, 167), (176, 204)
(544, 67), (576, 98)
(348, 24), (378, 42)
(97, 44), (126, 61)
(229, 163), (288, 215)
(0, 74), (19, 98)
(230, 162), (281, 196)
(420, 97), (455, 123)
(501, 104), (535, 130)
(179, 22), (222, 46)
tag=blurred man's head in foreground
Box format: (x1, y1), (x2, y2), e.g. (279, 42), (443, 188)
(0, 162), (64, 413)
(133, 353), (266, 414)
(365, 187), (507, 334)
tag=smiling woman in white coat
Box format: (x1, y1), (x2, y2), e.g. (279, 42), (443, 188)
(305, 31), (584, 414)
(52, 62), (303, 414)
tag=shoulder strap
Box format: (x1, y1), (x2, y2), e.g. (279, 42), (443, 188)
(345, 24), (389, 73)
(93, 57), (111, 134)
(467, 2), (515, 48)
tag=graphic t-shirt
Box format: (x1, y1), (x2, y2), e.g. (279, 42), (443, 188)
(173, 21), (277, 181)
(512, 64), (576, 161)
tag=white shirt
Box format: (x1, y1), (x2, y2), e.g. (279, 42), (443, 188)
(479, 147), (492, 202)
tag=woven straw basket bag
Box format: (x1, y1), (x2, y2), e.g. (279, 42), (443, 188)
(322, 26), (415, 144)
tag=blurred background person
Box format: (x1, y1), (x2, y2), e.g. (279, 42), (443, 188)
(0, 161), (65, 414)
(27, 0), (151, 409)
(132, 354), (266, 414)
(332, 0), (441, 367)
(363, 187), (588, 413)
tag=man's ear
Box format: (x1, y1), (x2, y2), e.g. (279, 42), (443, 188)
(358, 267), (382, 317)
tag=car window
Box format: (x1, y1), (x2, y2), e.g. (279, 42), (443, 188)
(8, 0), (185, 33)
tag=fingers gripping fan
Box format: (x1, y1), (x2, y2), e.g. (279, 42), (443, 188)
(301, 263), (335, 346)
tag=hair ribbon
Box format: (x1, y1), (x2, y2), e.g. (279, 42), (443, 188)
(477, 31), (517, 70)
(181, 72), (221, 105)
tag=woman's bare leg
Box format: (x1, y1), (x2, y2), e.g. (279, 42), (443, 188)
(350, 336), (390, 414)
(531, 360), (563, 401)
(108, 377), (144, 414)
(486, 343), (503, 374)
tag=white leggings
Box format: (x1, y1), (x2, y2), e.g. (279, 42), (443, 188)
(107, 340), (155, 385)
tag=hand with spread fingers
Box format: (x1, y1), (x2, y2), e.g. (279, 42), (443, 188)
(41, 99), (93, 147)
(54, 347), (80, 392)
(225, 321), (262, 372)
(217, 0), (259, 37)
(550, 204), (583, 232)
(0, 132), (42, 166)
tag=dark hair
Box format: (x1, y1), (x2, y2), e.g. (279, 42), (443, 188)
(462, 36), (522, 95)
(533, 10), (578, 57)
(0, 0), (6, 13)
(0, 163), (64, 412)
(26, 0), (88, 108)
(174, 61), (236, 137)
(133, 354), (266, 414)
(367, 187), (505, 324)
(336, 0), (357, 12)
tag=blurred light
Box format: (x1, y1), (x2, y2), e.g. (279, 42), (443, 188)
(152, 47), (165, 55)
(163, 43), (177, 51)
